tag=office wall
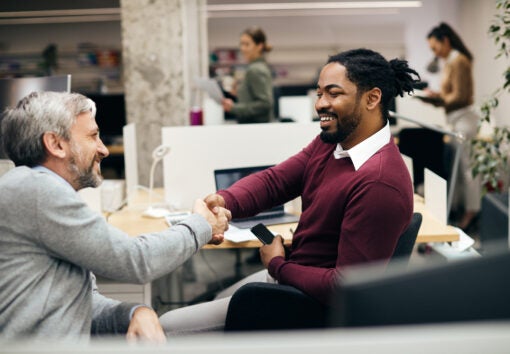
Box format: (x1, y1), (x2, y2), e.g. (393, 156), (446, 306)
(207, 0), (510, 128)
(1, 0), (508, 127)
(459, 0), (509, 127)
(0, 22), (121, 54)
(207, 0), (460, 87)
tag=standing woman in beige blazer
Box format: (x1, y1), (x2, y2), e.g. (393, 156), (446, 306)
(424, 22), (481, 232)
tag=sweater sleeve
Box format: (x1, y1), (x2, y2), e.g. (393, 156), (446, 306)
(229, 65), (273, 122)
(34, 175), (212, 284)
(90, 272), (137, 336)
(268, 181), (412, 305)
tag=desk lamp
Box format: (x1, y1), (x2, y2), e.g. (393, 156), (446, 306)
(142, 144), (172, 218)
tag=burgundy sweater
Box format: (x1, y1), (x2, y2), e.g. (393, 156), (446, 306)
(218, 135), (413, 305)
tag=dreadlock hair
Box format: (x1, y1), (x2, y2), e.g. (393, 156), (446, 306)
(327, 48), (420, 122)
(427, 22), (473, 61)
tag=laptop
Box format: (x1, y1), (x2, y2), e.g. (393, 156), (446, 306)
(214, 165), (300, 229)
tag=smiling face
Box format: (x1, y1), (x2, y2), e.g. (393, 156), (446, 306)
(315, 62), (364, 147)
(66, 111), (109, 190)
(239, 33), (263, 62)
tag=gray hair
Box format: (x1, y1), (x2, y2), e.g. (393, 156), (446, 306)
(1, 91), (96, 167)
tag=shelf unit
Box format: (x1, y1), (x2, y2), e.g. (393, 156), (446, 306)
(0, 48), (123, 94)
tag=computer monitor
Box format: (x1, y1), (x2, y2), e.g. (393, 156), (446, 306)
(329, 246), (510, 327)
(87, 93), (126, 145)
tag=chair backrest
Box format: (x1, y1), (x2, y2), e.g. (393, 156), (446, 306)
(390, 212), (422, 264)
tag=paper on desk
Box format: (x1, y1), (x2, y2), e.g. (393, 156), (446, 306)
(194, 77), (224, 104)
(224, 225), (258, 243)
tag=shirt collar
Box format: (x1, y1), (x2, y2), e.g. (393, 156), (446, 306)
(32, 165), (74, 190)
(333, 121), (391, 170)
(446, 49), (459, 64)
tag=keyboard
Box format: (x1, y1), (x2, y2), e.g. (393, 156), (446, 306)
(164, 211), (191, 226)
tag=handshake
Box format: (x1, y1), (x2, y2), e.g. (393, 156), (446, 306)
(191, 193), (231, 245)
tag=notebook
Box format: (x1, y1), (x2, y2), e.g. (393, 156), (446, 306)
(214, 165), (300, 229)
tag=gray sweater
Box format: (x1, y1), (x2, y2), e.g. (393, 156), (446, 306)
(0, 166), (212, 340)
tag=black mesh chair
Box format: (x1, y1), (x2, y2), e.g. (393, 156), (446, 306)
(389, 212), (422, 265)
(224, 213), (423, 331)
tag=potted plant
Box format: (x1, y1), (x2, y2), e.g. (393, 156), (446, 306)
(470, 0), (510, 193)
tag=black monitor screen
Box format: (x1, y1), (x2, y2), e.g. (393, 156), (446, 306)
(329, 247), (510, 327)
(88, 93), (126, 144)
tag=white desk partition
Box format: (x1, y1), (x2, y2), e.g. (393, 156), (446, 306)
(279, 96), (314, 123)
(424, 168), (448, 225)
(162, 122), (319, 210)
(122, 123), (138, 201)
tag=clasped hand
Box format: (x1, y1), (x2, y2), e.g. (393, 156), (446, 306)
(192, 197), (231, 245)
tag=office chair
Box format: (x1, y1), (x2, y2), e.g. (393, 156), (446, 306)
(389, 212), (422, 265)
(224, 213), (423, 331)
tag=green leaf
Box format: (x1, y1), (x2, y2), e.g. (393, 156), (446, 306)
(491, 25), (501, 32)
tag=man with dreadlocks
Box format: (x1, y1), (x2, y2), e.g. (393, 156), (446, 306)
(160, 48), (421, 334)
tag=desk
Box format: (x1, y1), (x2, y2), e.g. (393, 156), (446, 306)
(107, 191), (459, 246)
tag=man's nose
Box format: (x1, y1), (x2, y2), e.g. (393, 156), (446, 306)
(315, 96), (330, 111)
(98, 139), (110, 158)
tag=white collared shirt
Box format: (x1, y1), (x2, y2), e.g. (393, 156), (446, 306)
(333, 121), (391, 170)
(446, 49), (460, 64)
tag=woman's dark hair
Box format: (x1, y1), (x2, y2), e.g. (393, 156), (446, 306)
(327, 48), (420, 122)
(243, 26), (272, 53)
(427, 22), (473, 61)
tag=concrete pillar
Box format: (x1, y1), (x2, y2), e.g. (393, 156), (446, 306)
(120, 0), (207, 187)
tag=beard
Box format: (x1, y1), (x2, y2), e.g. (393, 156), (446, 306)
(68, 143), (103, 190)
(319, 107), (362, 145)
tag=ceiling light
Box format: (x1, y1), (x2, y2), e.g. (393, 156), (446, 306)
(207, 1), (422, 12)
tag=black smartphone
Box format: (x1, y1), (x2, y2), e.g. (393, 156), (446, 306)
(250, 223), (275, 245)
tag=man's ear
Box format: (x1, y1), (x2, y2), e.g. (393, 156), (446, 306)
(42, 132), (67, 159)
(365, 88), (382, 111)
